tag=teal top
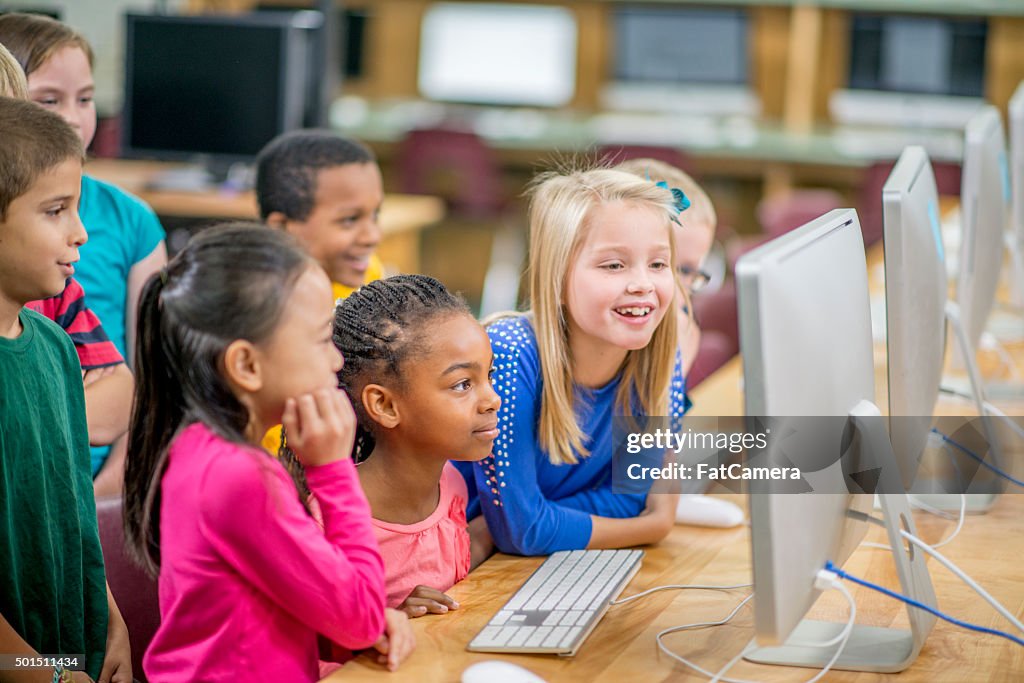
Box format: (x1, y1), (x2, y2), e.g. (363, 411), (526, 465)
(76, 174), (165, 475)
(0, 309), (109, 679)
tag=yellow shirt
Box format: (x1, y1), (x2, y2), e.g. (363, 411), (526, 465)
(261, 253), (385, 454)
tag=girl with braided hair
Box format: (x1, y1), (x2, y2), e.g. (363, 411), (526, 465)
(334, 274), (501, 617)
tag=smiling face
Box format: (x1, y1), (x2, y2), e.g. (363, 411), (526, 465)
(0, 157), (86, 311)
(283, 162), (384, 289)
(564, 200), (675, 371)
(383, 312), (501, 461)
(27, 46), (96, 149)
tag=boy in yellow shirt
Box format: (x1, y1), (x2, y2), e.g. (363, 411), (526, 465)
(256, 130), (385, 452)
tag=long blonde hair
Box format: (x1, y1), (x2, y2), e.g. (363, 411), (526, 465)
(522, 167), (679, 465)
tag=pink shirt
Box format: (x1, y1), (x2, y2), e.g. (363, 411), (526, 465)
(371, 463), (472, 607)
(144, 423), (386, 682)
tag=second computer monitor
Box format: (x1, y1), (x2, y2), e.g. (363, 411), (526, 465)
(883, 146), (947, 485)
(957, 105), (1009, 354)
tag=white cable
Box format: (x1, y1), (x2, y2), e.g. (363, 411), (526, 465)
(864, 490), (966, 551)
(980, 400), (1024, 442)
(799, 579), (857, 683)
(611, 582), (752, 606)
(981, 333), (1021, 381)
(705, 574), (857, 683)
(656, 593), (758, 683)
(899, 529), (1024, 634)
(941, 385), (1024, 443)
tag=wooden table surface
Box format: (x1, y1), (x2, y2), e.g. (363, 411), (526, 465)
(325, 491), (1024, 682)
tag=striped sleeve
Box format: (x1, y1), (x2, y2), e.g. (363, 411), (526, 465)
(25, 278), (124, 370)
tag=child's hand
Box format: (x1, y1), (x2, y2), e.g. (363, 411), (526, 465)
(282, 388), (356, 467)
(398, 585), (460, 618)
(99, 590), (132, 683)
(372, 607), (416, 671)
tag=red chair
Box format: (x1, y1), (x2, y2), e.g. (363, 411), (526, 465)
(691, 279), (739, 351)
(96, 496), (160, 683)
(756, 189), (844, 239)
(689, 329), (737, 388)
(859, 159), (961, 247)
(396, 127), (505, 220)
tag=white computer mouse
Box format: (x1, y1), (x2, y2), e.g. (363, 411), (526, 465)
(675, 494), (745, 528)
(461, 660), (547, 683)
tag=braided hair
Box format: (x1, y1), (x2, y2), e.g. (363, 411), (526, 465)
(333, 274), (470, 461)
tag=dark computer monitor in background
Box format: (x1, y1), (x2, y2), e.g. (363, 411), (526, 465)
(122, 11), (322, 167)
(417, 2), (577, 108)
(833, 13), (986, 128)
(603, 4), (756, 116)
(957, 105), (1009, 358)
(737, 209), (935, 672)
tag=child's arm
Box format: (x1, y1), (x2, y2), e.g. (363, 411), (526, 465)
(0, 612), (94, 682)
(200, 391), (389, 652)
(468, 514), (494, 569)
(92, 437), (126, 499)
(82, 364), (133, 447)
(124, 242), (167, 362)
(97, 584), (131, 683)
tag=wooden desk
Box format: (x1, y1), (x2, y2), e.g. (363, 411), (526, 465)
(84, 159), (445, 275)
(326, 493), (1024, 682)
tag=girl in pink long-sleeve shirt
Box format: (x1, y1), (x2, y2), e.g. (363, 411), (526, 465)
(122, 224), (415, 682)
(333, 275), (500, 616)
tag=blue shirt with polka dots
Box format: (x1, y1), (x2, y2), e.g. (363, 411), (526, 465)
(454, 315), (690, 556)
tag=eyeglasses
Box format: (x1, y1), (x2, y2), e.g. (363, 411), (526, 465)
(676, 264), (711, 293)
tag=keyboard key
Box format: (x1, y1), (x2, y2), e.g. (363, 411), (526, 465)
(543, 610), (566, 626)
(507, 626), (534, 647)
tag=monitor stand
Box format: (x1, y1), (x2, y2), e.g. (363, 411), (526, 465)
(926, 301), (1005, 511)
(743, 401), (937, 673)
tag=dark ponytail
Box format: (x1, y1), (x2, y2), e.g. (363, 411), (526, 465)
(123, 223), (312, 576)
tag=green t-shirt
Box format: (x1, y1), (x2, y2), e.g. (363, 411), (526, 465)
(0, 308), (108, 679)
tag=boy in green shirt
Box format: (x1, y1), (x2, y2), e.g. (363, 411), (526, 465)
(0, 97), (130, 682)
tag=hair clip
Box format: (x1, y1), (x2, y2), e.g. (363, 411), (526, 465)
(656, 181), (691, 216)
(159, 267), (168, 285)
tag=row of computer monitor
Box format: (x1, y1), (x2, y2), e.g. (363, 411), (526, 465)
(734, 82), (1024, 673)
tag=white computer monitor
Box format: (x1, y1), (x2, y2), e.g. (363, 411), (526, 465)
(1009, 81), (1024, 304)
(417, 2), (577, 108)
(883, 146), (947, 486)
(737, 209), (935, 672)
(958, 106), (1009, 355)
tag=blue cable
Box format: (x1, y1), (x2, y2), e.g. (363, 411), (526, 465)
(823, 561), (1024, 648)
(930, 428), (1024, 488)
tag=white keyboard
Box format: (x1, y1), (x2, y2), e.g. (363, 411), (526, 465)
(467, 549), (643, 656)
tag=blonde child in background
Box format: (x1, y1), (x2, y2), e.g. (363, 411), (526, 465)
(0, 96), (131, 683)
(0, 41), (26, 97)
(122, 225), (413, 681)
(0, 13), (167, 490)
(455, 167), (684, 555)
(255, 129), (385, 455)
(333, 275), (500, 615)
(617, 158), (745, 528)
